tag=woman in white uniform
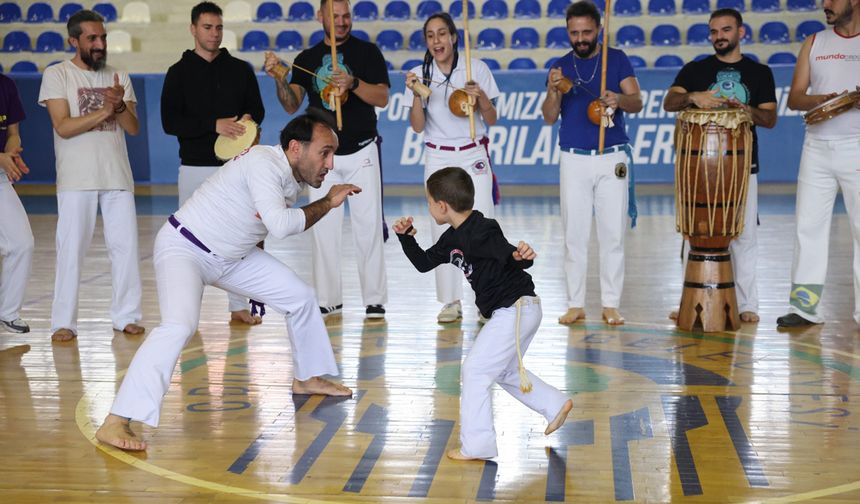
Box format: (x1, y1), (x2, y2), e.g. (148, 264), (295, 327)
(404, 12), (500, 323)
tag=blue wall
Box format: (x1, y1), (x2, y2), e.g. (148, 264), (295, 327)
(11, 66), (803, 185)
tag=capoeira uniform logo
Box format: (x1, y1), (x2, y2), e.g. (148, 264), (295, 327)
(450, 249), (473, 279)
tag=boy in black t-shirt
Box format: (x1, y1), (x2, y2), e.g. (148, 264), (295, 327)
(393, 167), (573, 461)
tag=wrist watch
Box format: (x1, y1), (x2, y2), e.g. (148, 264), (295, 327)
(350, 77), (360, 91)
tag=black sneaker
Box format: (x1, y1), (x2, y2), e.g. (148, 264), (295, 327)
(320, 304), (343, 317)
(365, 304), (385, 319)
(1, 318), (30, 333)
(776, 313), (817, 328)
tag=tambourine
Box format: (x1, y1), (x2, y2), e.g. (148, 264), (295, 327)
(214, 119), (259, 161)
(448, 89), (474, 118)
(803, 90), (860, 125)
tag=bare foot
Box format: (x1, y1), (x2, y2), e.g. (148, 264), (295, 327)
(122, 323), (145, 335)
(95, 414), (147, 451)
(545, 398), (573, 435)
(231, 310), (262, 325)
(292, 376), (352, 396)
(559, 307), (586, 325)
(446, 448), (488, 461)
(669, 310), (679, 321)
(602, 308), (625, 325)
(740, 311), (760, 323)
(52, 328), (76, 342)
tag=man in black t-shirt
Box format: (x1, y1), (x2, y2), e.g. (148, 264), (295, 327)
(264, 0), (389, 321)
(664, 8), (777, 324)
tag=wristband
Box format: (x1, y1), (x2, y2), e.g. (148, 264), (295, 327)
(114, 102), (127, 114)
(350, 77), (360, 91)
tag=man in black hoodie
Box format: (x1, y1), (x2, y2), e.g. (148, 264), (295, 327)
(161, 1), (265, 324)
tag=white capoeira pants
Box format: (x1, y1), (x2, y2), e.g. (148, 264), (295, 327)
(424, 144), (495, 304)
(788, 135), (860, 324)
(0, 183), (34, 322)
(111, 223), (341, 426)
(729, 173), (758, 314)
(560, 149), (629, 309)
(459, 296), (569, 458)
(308, 140), (387, 308)
(179, 164), (248, 313)
(51, 190), (142, 334)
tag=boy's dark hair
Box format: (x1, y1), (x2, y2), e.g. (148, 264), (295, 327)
(279, 108), (337, 149)
(192, 1), (223, 24)
(426, 167), (474, 212)
(67, 10), (104, 39)
(709, 8), (743, 27)
(566, 1), (601, 26)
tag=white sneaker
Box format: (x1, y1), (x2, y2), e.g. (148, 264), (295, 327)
(1, 318), (30, 333)
(437, 302), (462, 323)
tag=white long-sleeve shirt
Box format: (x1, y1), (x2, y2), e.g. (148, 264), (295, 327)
(174, 145), (307, 260)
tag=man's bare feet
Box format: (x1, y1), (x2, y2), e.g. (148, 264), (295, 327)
(446, 448), (488, 461)
(52, 328), (76, 342)
(740, 311), (760, 323)
(121, 323), (145, 335)
(95, 414), (147, 451)
(559, 307), (586, 325)
(231, 310), (262, 325)
(669, 310), (679, 321)
(602, 308), (625, 325)
(545, 398), (573, 435)
(292, 376), (352, 396)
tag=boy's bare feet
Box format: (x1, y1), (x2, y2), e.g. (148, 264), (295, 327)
(740, 311), (760, 323)
(545, 398), (573, 435)
(231, 310), (262, 325)
(559, 307), (586, 325)
(95, 414), (147, 451)
(292, 377), (352, 396)
(51, 328), (76, 342)
(122, 323), (145, 335)
(446, 448), (488, 461)
(602, 308), (625, 325)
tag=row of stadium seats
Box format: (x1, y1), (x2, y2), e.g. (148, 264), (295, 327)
(0, 2), (150, 23)
(2, 29), (133, 52)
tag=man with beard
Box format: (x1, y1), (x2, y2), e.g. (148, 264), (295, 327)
(777, 0), (860, 328)
(663, 8), (777, 325)
(38, 10), (144, 342)
(95, 110), (355, 451)
(541, 0), (642, 326)
(262, 0), (389, 322)
(162, 1), (265, 325)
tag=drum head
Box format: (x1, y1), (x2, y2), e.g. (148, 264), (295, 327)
(214, 119), (258, 161)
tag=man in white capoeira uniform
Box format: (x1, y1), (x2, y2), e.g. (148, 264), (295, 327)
(777, 0), (860, 328)
(0, 74), (34, 334)
(39, 10), (144, 342)
(95, 110), (354, 451)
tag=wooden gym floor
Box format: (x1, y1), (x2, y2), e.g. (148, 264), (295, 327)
(1, 185), (858, 503)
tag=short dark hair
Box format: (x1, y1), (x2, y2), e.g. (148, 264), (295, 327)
(279, 108), (337, 150)
(67, 10), (104, 39)
(566, 1), (601, 26)
(192, 1), (222, 24)
(710, 8), (743, 26)
(426, 167), (474, 212)
(319, 0), (350, 10)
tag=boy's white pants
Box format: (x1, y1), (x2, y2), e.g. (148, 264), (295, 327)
(0, 183), (34, 322)
(424, 144), (495, 304)
(460, 296), (569, 459)
(111, 223), (340, 426)
(179, 164), (248, 313)
(51, 190), (142, 334)
(307, 141), (387, 308)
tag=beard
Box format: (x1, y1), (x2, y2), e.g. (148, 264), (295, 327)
(81, 48), (107, 71)
(571, 39), (598, 58)
(713, 38), (738, 56)
(324, 27), (351, 43)
(825, 2), (853, 25)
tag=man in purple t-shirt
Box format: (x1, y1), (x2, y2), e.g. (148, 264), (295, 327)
(0, 74), (35, 333)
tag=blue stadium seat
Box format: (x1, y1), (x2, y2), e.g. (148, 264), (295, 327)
(509, 57), (537, 70)
(476, 28), (505, 49)
(385, 60), (394, 70)
(694, 53), (710, 61)
(409, 30), (425, 51)
(384, 0), (411, 20)
(457, 28), (465, 48)
(628, 55), (646, 67)
(759, 21), (789, 43)
(402, 58), (422, 70)
(376, 29), (403, 50)
(796, 20), (825, 41)
(35, 31), (64, 52)
(483, 58), (501, 70)
(287, 2), (315, 21)
(687, 23), (710, 45)
(744, 52), (759, 62)
(617, 25), (645, 47)
(547, 0), (572, 17)
(768, 51), (797, 64)
(2, 31), (31, 52)
(0, 2), (22, 22)
(546, 27), (569, 49)
(353, 1), (379, 20)
(648, 0), (675, 15)
(717, 0), (745, 10)
(93, 2), (118, 22)
(10, 60), (38, 73)
(416, 0), (443, 20)
(651, 24), (681, 46)
(26, 2), (54, 22)
(683, 0), (710, 13)
(255, 1), (282, 21)
(449, 0), (476, 19)
(592, 0), (607, 11)
(58, 2), (83, 22)
(275, 30), (303, 51)
(240, 30), (269, 51)
(481, 0), (508, 19)
(787, 0), (816, 10)
(655, 54), (684, 67)
(515, 0), (541, 18)
(309, 30), (326, 46)
(352, 29), (371, 42)
(742, 23), (753, 43)
(751, 0), (780, 11)
(615, 0), (642, 16)
(545, 56), (559, 68)
(511, 27), (538, 49)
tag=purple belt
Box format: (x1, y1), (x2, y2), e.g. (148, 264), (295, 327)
(169, 215), (211, 253)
